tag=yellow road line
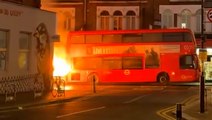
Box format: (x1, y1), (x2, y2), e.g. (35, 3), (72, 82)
(157, 95), (198, 120)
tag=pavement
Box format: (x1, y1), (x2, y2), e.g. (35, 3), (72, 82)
(181, 86), (212, 120)
(0, 83), (211, 120)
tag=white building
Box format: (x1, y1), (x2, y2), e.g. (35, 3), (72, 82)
(0, 1), (57, 96)
(160, 5), (212, 33)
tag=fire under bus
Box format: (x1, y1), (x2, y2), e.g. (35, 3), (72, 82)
(66, 28), (200, 84)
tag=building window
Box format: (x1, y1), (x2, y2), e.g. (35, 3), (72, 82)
(63, 11), (72, 31)
(100, 11), (110, 30)
(162, 9), (173, 28)
(0, 30), (8, 71)
(113, 10), (123, 30)
(97, 6), (139, 30)
(181, 9), (192, 29)
(196, 9), (201, 32)
(126, 11), (136, 30)
(19, 32), (31, 71)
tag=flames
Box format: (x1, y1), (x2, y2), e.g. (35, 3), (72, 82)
(53, 52), (73, 90)
(53, 56), (71, 77)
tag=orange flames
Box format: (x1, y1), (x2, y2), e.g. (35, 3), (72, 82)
(53, 55), (71, 77)
(53, 47), (71, 76)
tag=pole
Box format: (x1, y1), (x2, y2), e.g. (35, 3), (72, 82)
(200, 73), (205, 113)
(93, 75), (96, 93)
(200, 0), (205, 113)
(201, 0), (205, 49)
(176, 103), (182, 120)
(82, 0), (87, 30)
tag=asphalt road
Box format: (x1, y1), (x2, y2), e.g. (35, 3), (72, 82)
(0, 85), (199, 120)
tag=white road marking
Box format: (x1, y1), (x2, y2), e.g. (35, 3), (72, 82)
(56, 106), (106, 119)
(123, 94), (149, 104)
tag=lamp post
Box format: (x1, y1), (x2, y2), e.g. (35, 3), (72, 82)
(200, 0), (205, 113)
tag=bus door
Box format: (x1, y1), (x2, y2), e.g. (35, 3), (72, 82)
(179, 54), (200, 82)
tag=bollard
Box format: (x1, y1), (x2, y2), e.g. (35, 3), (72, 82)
(176, 103), (182, 120)
(93, 75), (96, 93)
(200, 74), (205, 113)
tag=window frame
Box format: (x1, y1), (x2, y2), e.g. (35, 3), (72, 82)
(18, 31), (31, 71)
(0, 29), (9, 71)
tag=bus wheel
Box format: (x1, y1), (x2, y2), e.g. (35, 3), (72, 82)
(157, 73), (169, 84)
(87, 73), (99, 84)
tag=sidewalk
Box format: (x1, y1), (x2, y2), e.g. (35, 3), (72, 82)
(0, 83), (96, 111)
(182, 86), (212, 120)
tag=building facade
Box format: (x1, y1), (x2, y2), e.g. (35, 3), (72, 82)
(41, 0), (156, 31)
(0, 0), (57, 100)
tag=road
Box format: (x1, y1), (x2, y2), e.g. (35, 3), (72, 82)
(0, 84), (199, 120)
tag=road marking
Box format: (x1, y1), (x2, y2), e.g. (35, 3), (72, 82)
(123, 94), (149, 104)
(156, 95), (198, 120)
(56, 106), (105, 119)
(133, 86), (166, 91)
(156, 106), (176, 120)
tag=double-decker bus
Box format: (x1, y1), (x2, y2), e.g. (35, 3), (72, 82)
(66, 28), (200, 84)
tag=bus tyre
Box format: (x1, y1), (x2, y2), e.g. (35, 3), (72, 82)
(157, 73), (169, 84)
(87, 73), (99, 84)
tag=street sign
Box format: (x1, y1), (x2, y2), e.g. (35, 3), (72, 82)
(199, 49), (207, 62)
(207, 9), (212, 22)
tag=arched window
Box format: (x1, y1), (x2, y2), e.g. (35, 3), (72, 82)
(162, 9), (173, 28)
(113, 10), (123, 30)
(100, 11), (110, 30)
(196, 9), (201, 32)
(181, 9), (192, 29)
(126, 10), (136, 30)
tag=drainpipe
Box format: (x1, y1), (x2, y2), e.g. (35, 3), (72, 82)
(83, 0), (87, 30)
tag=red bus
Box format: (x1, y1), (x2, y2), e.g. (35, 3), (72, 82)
(66, 28), (200, 84)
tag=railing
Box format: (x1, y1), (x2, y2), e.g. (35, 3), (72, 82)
(0, 74), (44, 102)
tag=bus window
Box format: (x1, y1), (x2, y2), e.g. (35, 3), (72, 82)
(122, 57), (143, 69)
(102, 35), (122, 43)
(86, 35), (102, 43)
(102, 57), (122, 69)
(71, 35), (85, 43)
(163, 32), (192, 42)
(122, 34), (143, 43)
(143, 33), (162, 42)
(180, 55), (194, 69)
(73, 57), (102, 69)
